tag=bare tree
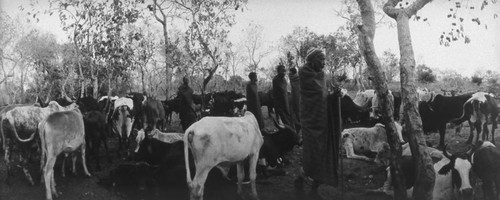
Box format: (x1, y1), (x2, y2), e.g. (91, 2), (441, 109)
(384, 0), (435, 199)
(356, 0), (407, 199)
(240, 22), (271, 72)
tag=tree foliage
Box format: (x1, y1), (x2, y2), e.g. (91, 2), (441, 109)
(175, 0), (247, 92)
(416, 64), (436, 84)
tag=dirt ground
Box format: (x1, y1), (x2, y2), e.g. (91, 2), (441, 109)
(1, 108), (499, 200)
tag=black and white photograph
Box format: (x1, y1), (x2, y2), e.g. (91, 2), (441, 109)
(0, 0), (499, 200)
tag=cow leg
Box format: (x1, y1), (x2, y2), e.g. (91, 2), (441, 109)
(191, 167), (210, 200)
(249, 153), (260, 200)
(80, 144), (91, 177)
(466, 121), (474, 144)
(92, 137), (101, 171)
(344, 141), (372, 162)
(4, 140), (12, 185)
(21, 151), (35, 185)
(43, 155), (57, 200)
(102, 136), (111, 163)
(71, 154), (77, 175)
(482, 179), (495, 200)
(438, 126), (446, 150)
(236, 162), (245, 196)
(482, 120), (489, 141)
(61, 153), (68, 177)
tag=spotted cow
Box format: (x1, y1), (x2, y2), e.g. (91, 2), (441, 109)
(1, 101), (78, 185)
(341, 122), (403, 165)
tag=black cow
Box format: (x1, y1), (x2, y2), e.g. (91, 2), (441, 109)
(452, 92), (498, 144)
(163, 98), (181, 125)
(260, 125), (301, 167)
(336, 93), (372, 127)
(142, 98), (166, 131)
(470, 140), (500, 200)
(392, 91), (402, 121)
(209, 91), (245, 116)
(127, 92), (146, 130)
(419, 93), (473, 149)
(77, 96), (101, 113)
(84, 110), (109, 171)
(259, 90), (274, 117)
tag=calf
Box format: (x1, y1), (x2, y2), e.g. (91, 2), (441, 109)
(39, 109), (91, 200)
(470, 141), (500, 200)
(453, 92), (498, 144)
(1, 101), (78, 185)
(184, 111), (263, 200)
(341, 122), (403, 165)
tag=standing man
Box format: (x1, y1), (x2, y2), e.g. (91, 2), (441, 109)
(272, 64), (292, 127)
(289, 67), (301, 133)
(177, 77), (197, 131)
(295, 48), (338, 198)
(246, 72), (264, 129)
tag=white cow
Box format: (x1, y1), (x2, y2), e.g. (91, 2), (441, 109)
(39, 109), (91, 200)
(184, 111), (263, 200)
(353, 89), (375, 107)
(342, 122), (403, 165)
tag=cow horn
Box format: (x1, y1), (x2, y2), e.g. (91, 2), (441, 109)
(427, 93), (434, 103)
(465, 145), (474, 157)
(271, 114), (284, 130)
(442, 144), (452, 159)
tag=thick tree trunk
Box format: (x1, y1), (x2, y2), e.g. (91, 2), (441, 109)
(356, 0), (406, 199)
(383, 1), (435, 200)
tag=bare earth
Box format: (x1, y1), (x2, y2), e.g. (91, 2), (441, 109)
(1, 109), (499, 200)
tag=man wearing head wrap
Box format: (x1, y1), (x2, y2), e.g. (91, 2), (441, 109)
(289, 67), (301, 133)
(246, 72), (264, 129)
(295, 48), (338, 197)
(177, 77), (197, 131)
(272, 64), (292, 127)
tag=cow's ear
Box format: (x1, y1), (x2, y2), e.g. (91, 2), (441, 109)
(438, 163), (453, 175)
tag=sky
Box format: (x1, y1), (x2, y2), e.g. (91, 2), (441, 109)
(1, 0), (499, 77)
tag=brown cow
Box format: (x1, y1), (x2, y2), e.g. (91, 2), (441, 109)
(1, 101), (78, 185)
(39, 109), (91, 200)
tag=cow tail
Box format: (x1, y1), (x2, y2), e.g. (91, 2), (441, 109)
(185, 130), (194, 186)
(39, 121), (47, 172)
(0, 117), (5, 151)
(452, 100), (470, 125)
(6, 114), (36, 143)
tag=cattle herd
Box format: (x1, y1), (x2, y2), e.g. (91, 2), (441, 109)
(0, 88), (499, 200)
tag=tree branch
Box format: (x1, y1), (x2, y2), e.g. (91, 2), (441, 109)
(383, 0), (401, 19)
(407, 0), (433, 16)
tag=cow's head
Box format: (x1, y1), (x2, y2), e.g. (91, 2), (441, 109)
(438, 145), (473, 199)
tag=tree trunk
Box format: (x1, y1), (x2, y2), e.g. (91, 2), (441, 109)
(383, 1), (435, 200)
(356, 0), (406, 199)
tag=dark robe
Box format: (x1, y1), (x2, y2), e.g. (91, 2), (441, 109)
(299, 64), (338, 186)
(246, 81), (264, 129)
(272, 75), (291, 126)
(289, 73), (301, 130)
(177, 84), (197, 131)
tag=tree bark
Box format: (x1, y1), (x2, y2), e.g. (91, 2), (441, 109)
(383, 1), (435, 200)
(356, 0), (406, 199)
